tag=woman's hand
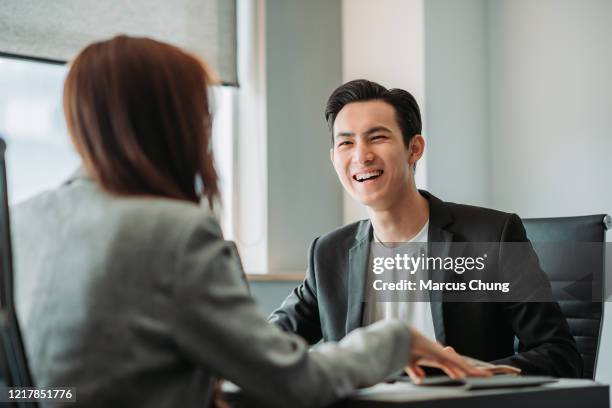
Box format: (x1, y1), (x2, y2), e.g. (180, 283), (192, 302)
(405, 329), (492, 384)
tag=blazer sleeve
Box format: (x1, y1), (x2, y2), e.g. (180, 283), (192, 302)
(267, 238), (324, 345)
(490, 214), (583, 378)
(171, 216), (412, 408)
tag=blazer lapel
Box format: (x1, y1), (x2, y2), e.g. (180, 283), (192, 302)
(345, 220), (372, 335)
(344, 191), (454, 341)
(421, 190), (454, 345)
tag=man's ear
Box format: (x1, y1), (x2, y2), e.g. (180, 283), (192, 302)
(408, 134), (425, 166)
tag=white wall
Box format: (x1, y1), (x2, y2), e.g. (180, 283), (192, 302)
(342, 0), (427, 224)
(425, 0), (612, 228)
(235, 0), (345, 273)
(425, 0), (612, 389)
(265, 0), (343, 271)
(487, 18), (612, 390)
(424, 0), (490, 207)
(488, 0), (612, 223)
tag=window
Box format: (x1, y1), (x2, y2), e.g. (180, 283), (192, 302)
(0, 56), (235, 236)
(0, 58), (77, 204)
(211, 86), (235, 238)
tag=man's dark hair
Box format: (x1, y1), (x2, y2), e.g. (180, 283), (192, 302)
(325, 79), (422, 148)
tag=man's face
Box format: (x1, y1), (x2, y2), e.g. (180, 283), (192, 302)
(330, 100), (420, 210)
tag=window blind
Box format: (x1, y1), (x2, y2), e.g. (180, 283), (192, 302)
(0, 0), (238, 85)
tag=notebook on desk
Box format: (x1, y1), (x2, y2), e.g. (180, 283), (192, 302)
(417, 374), (557, 389)
(353, 379), (602, 406)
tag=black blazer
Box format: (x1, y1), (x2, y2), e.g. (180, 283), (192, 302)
(269, 190), (582, 378)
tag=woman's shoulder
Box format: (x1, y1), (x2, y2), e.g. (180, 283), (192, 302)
(103, 192), (224, 250)
(13, 178), (224, 253)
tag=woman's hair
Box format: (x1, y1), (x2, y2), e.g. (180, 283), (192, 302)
(63, 35), (219, 207)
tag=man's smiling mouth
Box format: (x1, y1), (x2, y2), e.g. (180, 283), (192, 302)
(353, 170), (384, 182)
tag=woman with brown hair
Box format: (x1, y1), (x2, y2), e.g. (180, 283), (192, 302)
(12, 35), (485, 407)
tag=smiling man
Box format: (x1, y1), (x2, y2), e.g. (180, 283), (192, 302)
(269, 79), (583, 378)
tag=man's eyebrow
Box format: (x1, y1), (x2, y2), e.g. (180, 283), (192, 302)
(364, 126), (392, 135)
(334, 132), (355, 139)
(334, 127), (392, 139)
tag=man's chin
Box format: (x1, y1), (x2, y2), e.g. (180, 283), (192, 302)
(353, 195), (387, 210)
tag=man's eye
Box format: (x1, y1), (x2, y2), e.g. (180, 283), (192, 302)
(337, 141), (352, 147)
(371, 135), (386, 141)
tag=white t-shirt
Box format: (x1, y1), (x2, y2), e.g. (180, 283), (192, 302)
(362, 221), (437, 341)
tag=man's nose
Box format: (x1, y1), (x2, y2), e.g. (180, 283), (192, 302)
(353, 142), (374, 164)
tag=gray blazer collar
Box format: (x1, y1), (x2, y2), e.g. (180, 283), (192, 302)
(420, 190), (454, 344)
(64, 165), (92, 185)
(354, 218), (372, 244)
(345, 190), (454, 343)
(346, 221), (372, 334)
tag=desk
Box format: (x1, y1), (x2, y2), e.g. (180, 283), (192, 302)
(224, 379), (609, 408)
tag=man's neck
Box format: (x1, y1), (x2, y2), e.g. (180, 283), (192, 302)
(368, 187), (429, 243)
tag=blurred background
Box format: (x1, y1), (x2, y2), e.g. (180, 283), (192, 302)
(2, 0), (609, 276)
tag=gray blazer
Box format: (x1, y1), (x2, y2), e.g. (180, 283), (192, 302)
(12, 169), (412, 408)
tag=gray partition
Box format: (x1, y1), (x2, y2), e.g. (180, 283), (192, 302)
(249, 280), (301, 317)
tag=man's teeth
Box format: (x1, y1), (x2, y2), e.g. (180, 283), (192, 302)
(356, 171), (382, 181)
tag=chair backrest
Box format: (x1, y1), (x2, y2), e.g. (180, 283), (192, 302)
(0, 138), (38, 407)
(522, 214), (610, 379)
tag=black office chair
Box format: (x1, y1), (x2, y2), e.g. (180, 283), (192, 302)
(522, 214), (610, 379)
(0, 138), (38, 407)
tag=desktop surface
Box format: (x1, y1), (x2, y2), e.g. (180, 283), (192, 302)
(223, 378), (609, 408)
(348, 378), (608, 408)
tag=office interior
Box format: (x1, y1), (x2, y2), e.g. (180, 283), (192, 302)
(1, 0), (611, 406)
